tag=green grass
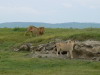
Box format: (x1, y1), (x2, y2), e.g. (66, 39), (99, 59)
(0, 28), (100, 75)
(1, 28), (100, 48)
(0, 51), (100, 75)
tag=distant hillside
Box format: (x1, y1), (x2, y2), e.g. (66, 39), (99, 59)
(0, 22), (100, 28)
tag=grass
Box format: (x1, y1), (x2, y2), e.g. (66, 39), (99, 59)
(0, 27), (100, 75)
(0, 50), (100, 75)
(0, 51), (100, 75)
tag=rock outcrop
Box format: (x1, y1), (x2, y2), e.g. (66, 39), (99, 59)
(14, 40), (100, 61)
(74, 40), (100, 60)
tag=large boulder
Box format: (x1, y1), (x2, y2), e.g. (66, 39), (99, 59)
(74, 40), (100, 59)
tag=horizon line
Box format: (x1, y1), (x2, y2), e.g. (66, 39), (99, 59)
(0, 21), (100, 24)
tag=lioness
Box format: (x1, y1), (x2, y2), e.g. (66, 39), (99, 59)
(56, 40), (75, 59)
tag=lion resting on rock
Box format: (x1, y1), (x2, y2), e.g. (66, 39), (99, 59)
(56, 40), (75, 59)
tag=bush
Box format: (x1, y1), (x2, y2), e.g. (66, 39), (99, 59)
(12, 27), (26, 31)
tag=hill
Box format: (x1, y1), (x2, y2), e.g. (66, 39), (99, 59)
(0, 22), (100, 28)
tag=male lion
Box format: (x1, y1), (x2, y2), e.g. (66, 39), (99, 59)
(24, 26), (45, 36)
(56, 40), (75, 59)
(38, 27), (45, 35)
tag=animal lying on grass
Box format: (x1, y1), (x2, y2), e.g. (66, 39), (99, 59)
(55, 40), (75, 59)
(24, 26), (45, 36)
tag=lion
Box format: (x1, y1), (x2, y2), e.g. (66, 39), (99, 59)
(24, 26), (45, 36)
(38, 27), (45, 35)
(55, 40), (75, 59)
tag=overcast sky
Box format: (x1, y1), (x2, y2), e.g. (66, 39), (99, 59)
(0, 0), (100, 23)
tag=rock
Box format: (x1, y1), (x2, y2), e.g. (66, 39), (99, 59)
(92, 57), (100, 61)
(37, 44), (46, 51)
(14, 40), (100, 61)
(74, 40), (100, 58)
(14, 43), (33, 51)
(45, 41), (55, 50)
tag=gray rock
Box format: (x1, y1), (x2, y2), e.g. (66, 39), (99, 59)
(14, 43), (33, 51)
(74, 40), (100, 58)
(14, 40), (100, 61)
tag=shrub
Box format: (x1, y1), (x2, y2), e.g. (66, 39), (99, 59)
(12, 27), (26, 32)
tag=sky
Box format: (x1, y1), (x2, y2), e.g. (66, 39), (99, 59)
(0, 0), (100, 23)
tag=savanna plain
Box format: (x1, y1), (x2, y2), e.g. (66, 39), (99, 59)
(0, 28), (100, 75)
